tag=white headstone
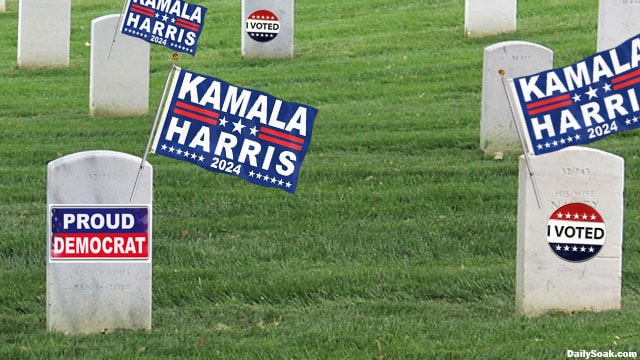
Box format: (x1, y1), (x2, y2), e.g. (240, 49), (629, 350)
(516, 147), (624, 317)
(465, 0), (517, 37)
(481, 41), (553, 155)
(597, 0), (640, 52)
(242, 0), (294, 59)
(0, 1), (6, 13)
(47, 151), (153, 334)
(17, 0), (70, 68)
(90, 14), (150, 117)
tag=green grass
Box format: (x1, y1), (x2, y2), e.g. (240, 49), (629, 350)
(2, 0), (640, 358)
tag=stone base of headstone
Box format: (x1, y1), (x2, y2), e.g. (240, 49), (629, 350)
(17, 0), (70, 69)
(241, 0), (294, 59)
(465, 0), (517, 37)
(47, 151), (153, 334)
(516, 147), (624, 317)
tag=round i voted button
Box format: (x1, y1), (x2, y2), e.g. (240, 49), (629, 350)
(546, 202), (606, 262)
(246, 10), (280, 43)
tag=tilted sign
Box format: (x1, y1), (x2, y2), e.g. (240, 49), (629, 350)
(151, 66), (318, 194)
(508, 34), (640, 156)
(120, 0), (206, 55)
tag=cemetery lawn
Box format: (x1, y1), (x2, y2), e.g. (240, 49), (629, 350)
(3, 0), (640, 358)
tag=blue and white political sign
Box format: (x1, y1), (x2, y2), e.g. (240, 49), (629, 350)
(151, 66), (318, 194)
(120, 0), (206, 55)
(509, 34), (640, 155)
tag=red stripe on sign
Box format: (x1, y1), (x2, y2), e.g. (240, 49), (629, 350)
(176, 18), (200, 32)
(613, 76), (640, 91)
(258, 134), (303, 151)
(131, 4), (155, 17)
(176, 101), (219, 119)
(526, 94), (571, 110)
(612, 68), (640, 84)
(174, 108), (218, 126)
(527, 100), (573, 116)
(260, 126), (304, 144)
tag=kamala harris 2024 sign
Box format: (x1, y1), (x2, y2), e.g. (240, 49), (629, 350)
(151, 67), (318, 194)
(509, 34), (640, 156)
(120, 0), (206, 55)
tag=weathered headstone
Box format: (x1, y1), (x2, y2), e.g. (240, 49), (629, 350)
(90, 14), (150, 117)
(241, 0), (294, 59)
(47, 151), (153, 334)
(465, 0), (516, 37)
(17, 0), (70, 68)
(597, 0), (640, 52)
(481, 41), (553, 155)
(516, 147), (624, 316)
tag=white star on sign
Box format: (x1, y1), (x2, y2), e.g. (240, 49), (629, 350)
(586, 86), (598, 100)
(232, 119), (246, 134)
(250, 126), (259, 136)
(603, 83), (612, 92)
(219, 117), (228, 127)
(572, 93), (582, 102)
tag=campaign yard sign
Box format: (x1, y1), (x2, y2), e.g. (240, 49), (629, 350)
(120, 0), (206, 55)
(151, 66), (318, 194)
(509, 33), (640, 156)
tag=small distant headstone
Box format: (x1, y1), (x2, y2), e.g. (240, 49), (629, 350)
(1, 1), (6, 13)
(90, 14), (150, 117)
(465, 0), (517, 37)
(516, 147), (624, 316)
(597, 0), (640, 52)
(481, 41), (553, 155)
(47, 151), (153, 334)
(241, 0), (294, 59)
(17, 0), (70, 68)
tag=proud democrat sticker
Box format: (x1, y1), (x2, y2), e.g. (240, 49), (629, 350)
(547, 203), (606, 262)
